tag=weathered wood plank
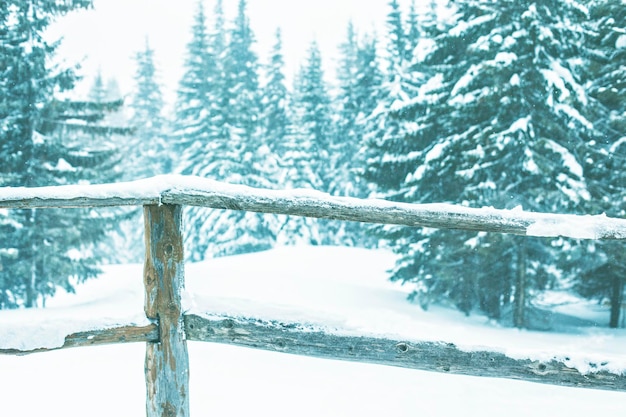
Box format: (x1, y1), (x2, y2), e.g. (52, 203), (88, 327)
(1, 175), (625, 240)
(0, 196), (159, 209)
(0, 323), (158, 356)
(162, 186), (626, 240)
(184, 314), (626, 392)
(144, 204), (190, 417)
(0, 177), (164, 208)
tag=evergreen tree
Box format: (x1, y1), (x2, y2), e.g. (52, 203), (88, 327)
(128, 38), (170, 177)
(0, 0), (128, 308)
(361, 0), (422, 253)
(261, 28), (291, 166)
(364, 0), (593, 328)
(174, 0), (275, 259)
(405, 0), (420, 59)
(277, 42), (334, 245)
(259, 28), (292, 242)
(223, 0), (260, 144)
(334, 24), (384, 246)
(568, 0), (626, 328)
(333, 21), (360, 200)
(386, 0), (406, 71)
(172, 1), (221, 260)
(88, 69), (107, 103)
(293, 41), (334, 192)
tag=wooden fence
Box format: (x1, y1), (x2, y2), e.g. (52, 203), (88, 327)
(1, 175), (625, 416)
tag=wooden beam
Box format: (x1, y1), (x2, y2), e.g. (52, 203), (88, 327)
(144, 204), (190, 417)
(0, 323), (158, 355)
(184, 314), (626, 392)
(1, 175), (625, 240)
(162, 186), (626, 240)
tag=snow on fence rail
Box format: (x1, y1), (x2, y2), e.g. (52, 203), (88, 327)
(1, 174), (626, 416)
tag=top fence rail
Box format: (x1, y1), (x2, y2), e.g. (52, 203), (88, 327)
(1, 174), (625, 241)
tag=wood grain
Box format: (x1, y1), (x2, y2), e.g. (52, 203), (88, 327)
(0, 323), (158, 355)
(184, 314), (626, 392)
(144, 204), (190, 417)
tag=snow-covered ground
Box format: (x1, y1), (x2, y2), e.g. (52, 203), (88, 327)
(1, 245), (625, 416)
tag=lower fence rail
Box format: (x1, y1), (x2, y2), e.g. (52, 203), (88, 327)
(2, 314), (624, 393)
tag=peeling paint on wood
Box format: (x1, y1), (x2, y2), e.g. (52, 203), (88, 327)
(144, 204), (190, 417)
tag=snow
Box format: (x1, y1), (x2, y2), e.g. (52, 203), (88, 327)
(449, 13), (495, 37)
(0, 263), (150, 351)
(1, 245), (625, 416)
(527, 214), (601, 240)
(413, 37), (437, 62)
(555, 103), (593, 129)
(450, 63), (479, 97)
(493, 51), (517, 65)
(610, 136), (626, 153)
(540, 61), (588, 113)
(545, 139), (584, 179)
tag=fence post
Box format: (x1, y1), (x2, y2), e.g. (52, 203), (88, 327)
(143, 204), (190, 417)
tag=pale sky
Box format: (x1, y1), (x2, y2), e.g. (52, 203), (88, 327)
(47, 0), (412, 105)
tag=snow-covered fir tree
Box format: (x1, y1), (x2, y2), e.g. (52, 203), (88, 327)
(276, 41), (336, 245)
(297, 41), (334, 192)
(0, 0), (128, 308)
(567, 0), (626, 328)
(333, 23), (384, 246)
(364, 0), (595, 328)
(361, 0), (423, 254)
(128, 38), (170, 177)
(261, 28), (291, 172)
(405, 0), (420, 59)
(174, 0), (275, 259)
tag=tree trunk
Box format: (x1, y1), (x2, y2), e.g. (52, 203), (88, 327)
(609, 276), (624, 328)
(25, 209), (37, 308)
(513, 242), (526, 329)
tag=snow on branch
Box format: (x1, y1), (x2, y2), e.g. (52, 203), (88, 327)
(1, 174), (625, 240)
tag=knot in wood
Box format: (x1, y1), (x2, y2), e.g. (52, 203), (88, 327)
(396, 342), (409, 353)
(161, 403), (177, 417)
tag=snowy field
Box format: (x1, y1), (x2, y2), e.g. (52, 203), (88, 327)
(1, 245), (625, 416)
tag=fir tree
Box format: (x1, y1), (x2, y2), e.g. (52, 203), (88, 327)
(223, 0), (260, 144)
(334, 24), (384, 246)
(128, 38), (170, 177)
(259, 28), (292, 242)
(175, 0), (275, 259)
(333, 21), (360, 199)
(277, 42), (334, 245)
(364, 0), (593, 328)
(405, 0), (420, 59)
(361, 0), (423, 254)
(0, 0), (128, 308)
(261, 28), (291, 165)
(386, 0), (407, 71)
(293, 41), (334, 192)
(568, 0), (626, 328)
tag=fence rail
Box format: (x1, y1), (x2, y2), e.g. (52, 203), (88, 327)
(1, 175), (625, 416)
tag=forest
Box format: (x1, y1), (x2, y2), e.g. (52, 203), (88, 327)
(0, 0), (625, 330)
